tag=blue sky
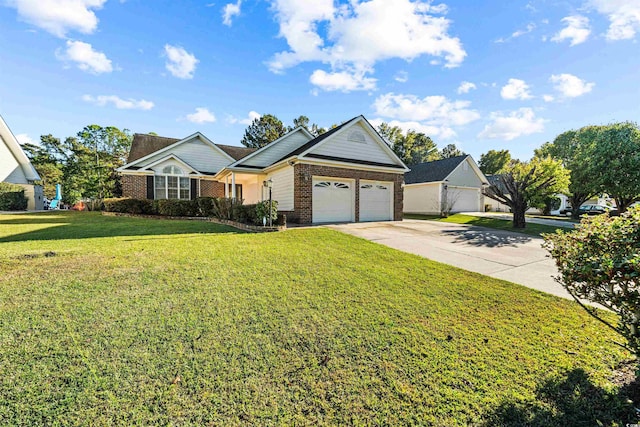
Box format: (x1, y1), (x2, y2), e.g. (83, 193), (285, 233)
(1, 0), (639, 161)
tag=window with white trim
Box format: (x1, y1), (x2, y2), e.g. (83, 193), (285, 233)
(155, 165), (190, 200)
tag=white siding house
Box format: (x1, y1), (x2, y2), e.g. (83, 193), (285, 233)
(0, 116), (43, 210)
(404, 155), (488, 215)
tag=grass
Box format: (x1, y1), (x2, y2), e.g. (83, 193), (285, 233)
(0, 211), (635, 426)
(405, 213), (570, 237)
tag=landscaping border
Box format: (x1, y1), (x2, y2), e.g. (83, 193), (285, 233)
(101, 211), (286, 232)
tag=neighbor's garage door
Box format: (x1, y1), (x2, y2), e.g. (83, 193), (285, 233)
(449, 187), (481, 212)
(359, 180), (393, 221)
(312, 178), (354, 223)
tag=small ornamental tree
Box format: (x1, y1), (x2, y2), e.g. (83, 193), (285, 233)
(483, 157), (569, 229)
(543, 206), (640, 356)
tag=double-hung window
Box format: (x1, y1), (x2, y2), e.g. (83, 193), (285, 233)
(155, 165), (190, 200)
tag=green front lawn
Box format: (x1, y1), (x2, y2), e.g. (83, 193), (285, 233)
(0, 212), (634, 425)
(405, 213), (569, 237)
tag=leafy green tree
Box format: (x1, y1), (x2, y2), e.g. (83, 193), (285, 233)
(376, 123), (439, 165)
(536, 128), (599, 219)
(76, 125), (132, 199)
(21, 139), (64, 198)
(589, 122), (640, 212)
(288, 115), (327, 137)
(24, 126), (132, 203)
(479, 149), (511, 175)
(440, 143), (465, 159)
(483, 157), (570, 228)
(241, 114), (286, 148)
(544, 206), (640, 357)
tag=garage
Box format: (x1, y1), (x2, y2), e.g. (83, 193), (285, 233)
(359, 180), (393, 221)
(448, 187), (481, 212)
(312, 178), (354, 223)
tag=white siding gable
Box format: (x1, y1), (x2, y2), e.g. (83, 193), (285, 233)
(240, 130), (312, 167)
(446, 158), (485, 188)
(265, 166), (294, 211)
(308, 122), (400, 165)
(136, 136), (232, 174)
(150, 158), (195, 175)
(0, 135), (28, 184)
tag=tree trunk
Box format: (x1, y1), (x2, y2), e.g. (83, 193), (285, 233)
(512, 202), (527, 229)
(569, 193), (590, 219)
(615, 197), (636, 214)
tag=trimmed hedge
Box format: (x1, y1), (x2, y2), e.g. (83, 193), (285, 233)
(0, 183), (28, 211)
(102, 197), (285, 226)
(104, 198), (155, 215)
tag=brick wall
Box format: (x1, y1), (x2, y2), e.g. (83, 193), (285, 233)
(200, 180), (225, 197)
(292, 163), (404, 224)
(121, 175), (147, 199)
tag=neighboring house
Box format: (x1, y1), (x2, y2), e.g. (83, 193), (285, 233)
(0, 115), (43, 210)
(117, 116), (409, 224)
(404, 155), (488, 215)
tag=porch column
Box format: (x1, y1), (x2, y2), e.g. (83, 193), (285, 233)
(231, 172), (236, 199)
(225, 175), (229, 198)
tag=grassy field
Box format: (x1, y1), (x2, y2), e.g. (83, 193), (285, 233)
(0, 212), (635, 425)
(405, 213), (569, 237)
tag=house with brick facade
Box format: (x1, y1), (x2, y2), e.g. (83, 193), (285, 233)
(117, 116), (409, 224)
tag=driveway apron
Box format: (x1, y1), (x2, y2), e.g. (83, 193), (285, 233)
(328, 219), (573, 301)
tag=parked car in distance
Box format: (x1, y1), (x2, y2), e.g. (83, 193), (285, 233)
(578, 204), (618, 216)
(558, 206), (573, 216)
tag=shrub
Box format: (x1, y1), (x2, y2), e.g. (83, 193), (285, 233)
(255, 200), (278, 225)
(195, 197), (216, 217)
(0, 183), (28, 211)
(103, 198), (155, 215)
(85, 199), (104, 212)
(212, 197), (243, 220)
(231, 203), (257, 224)
(543, 206), (640, 356)
(154, 199), (197, 217)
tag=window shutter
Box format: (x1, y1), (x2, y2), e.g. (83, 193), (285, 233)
(190, 179), (197, 200)
(146, 176), (154, 199)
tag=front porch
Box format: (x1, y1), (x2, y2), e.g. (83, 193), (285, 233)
(220, 170), (267, 205)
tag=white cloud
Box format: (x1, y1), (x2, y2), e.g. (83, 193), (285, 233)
(394, 71), (409, 83)
(309, 68), (377, 92)
(15, 133), (35, 146)
(5, 0), (107, 37)
(551, 15), (591, 46)
(478, 108), (546, 141)
(372, 92), (480, 139)
(222, 0), (242, 26)
(500, 78), (533, 100)
(512, 22), (536, 38)
(457, 81), (476, 94)
(164, 44), (198, 79)
(550, 73), (595, 98)
(228, 111), (261, 125)
(186, 107), (216, 124)
(495, 22), (535, 43)
(589, 0), (640, 40)
(56, 40), (112, 74)
(82, 95), (154, 110)
(267, 0), (466, 85)
(543, 94), (555, 102)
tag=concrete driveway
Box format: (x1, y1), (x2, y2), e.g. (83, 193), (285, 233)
(328, 219), (574, 301)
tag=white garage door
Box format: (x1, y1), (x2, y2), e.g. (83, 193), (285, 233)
(449, 187), (481, 212)
(312, 178), (354, 223)
(359, 181), (393, 221)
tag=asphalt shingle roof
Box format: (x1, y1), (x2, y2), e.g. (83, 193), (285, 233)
(126, 133), (256, 165)
(404, 155), (469, 184)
